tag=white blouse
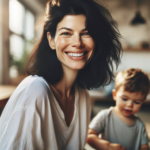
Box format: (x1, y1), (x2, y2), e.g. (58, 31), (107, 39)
(0, 75), (91, 150)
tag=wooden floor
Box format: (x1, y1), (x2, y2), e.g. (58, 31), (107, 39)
(0, 85), (17, 108)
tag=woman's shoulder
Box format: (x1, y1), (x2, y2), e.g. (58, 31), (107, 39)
(0, 76), (52, 130)
(10, 75), (51, 106)
(20, 75), (49, 87)
(17, 75), (50, 94)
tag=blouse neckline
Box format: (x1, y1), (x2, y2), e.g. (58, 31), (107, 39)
(50, 85), (79, 130)
(33, 75), (79, 130)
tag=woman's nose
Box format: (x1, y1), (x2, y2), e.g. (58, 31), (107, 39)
(71, 34), (83, 48)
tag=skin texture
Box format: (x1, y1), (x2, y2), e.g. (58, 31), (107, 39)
(87, 87), (149, 150)
(47, 14), (95, 127)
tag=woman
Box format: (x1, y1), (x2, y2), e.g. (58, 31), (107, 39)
(0, 0), (122, 149)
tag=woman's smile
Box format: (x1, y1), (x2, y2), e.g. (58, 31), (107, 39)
(67, 52), (85, 57)
(66, 53), (87, 61)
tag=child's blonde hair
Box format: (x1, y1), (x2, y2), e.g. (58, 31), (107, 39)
(115, 68), (150, 99)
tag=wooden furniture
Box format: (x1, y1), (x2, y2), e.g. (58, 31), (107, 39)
(0, 85), (17, 108)
(0, 85), (150, 108)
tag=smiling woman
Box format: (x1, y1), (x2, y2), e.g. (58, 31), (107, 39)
(47, 14), (95, 70)
(0, 0), (122, 150)
(26, 0), (122, 88)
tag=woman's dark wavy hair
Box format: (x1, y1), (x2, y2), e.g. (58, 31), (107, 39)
(26, 0), (122, 90)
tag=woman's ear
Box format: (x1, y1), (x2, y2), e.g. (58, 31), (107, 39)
(47, 32), (56, 50)
(112, 89), (116, 101)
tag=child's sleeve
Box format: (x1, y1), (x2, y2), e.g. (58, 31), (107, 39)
(140, 122), (149, 146)
(89, 110), (107, 134)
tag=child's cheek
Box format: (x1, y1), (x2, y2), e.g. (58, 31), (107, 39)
(119, 99), (126, 107)
(134, 104), (142, 113)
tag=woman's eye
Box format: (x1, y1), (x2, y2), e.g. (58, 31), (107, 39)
(61, 32), (70, 36)
(82, 32), (90, 36)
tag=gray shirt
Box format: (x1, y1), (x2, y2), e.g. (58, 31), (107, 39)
(89, 107), (149, 150)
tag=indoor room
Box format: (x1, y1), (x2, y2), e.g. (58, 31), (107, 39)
(0, 0), (150, 149)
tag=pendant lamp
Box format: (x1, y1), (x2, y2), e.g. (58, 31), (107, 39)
(131, 0), (146, 25)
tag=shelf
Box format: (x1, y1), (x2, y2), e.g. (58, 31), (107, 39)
(123, 48), (150, 52)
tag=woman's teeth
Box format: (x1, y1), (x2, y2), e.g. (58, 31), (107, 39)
(67, 53), (84, 57)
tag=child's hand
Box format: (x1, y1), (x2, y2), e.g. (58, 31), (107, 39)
(139, 144), (150, 150)
(109, 143), (126, 150)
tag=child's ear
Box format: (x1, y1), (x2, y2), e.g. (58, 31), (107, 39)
(112, 89), (116, 101)
(47, 32), (56, 50)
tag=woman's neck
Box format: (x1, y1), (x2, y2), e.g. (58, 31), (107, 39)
(51, 67), (78, 99)
(56, 67), (78, 97)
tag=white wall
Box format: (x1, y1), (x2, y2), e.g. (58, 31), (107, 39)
(117, 51), (150, 74)
(103, 0), (150, 49)
(102, 0), (150, 74)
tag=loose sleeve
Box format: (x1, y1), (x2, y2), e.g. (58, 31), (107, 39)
(0, 107), (44, 150)
(0, 76), (58, 150)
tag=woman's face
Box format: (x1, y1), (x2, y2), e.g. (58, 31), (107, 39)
(48, 14), (95, 71)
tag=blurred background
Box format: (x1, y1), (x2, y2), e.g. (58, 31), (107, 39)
(0, 0), (150, 148)
(0, 0), (150, 85)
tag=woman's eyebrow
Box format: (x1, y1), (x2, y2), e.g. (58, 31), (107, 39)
(82, 28), (88, 31)
(58, 27), (88, 32)
(58, 27), (73, 31)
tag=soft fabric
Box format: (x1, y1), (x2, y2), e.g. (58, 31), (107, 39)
(0, 75), (91, 150)
(89, 107), (149, 150)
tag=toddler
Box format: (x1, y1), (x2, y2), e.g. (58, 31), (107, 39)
(87, 68), (150, 150)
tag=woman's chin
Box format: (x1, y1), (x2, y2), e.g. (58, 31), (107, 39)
(61, 63), (86, 71)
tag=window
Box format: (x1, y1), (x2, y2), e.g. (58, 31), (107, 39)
(9, 0), (35, 78)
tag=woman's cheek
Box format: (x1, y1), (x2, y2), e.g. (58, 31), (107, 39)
(87, 38), (95, 49)
(56, 38), (69, 50)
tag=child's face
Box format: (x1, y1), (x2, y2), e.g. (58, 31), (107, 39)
(112, 87), (145, 118)
(48, 14), (95, 71)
